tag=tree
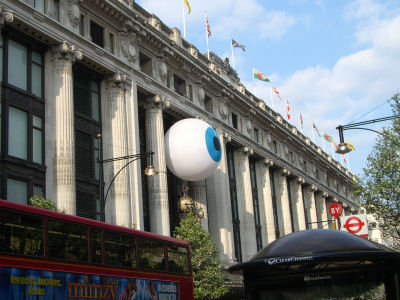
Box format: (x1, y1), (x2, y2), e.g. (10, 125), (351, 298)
(355, 93), (400, 249)
(174, 212), (228, 300)
(29, 195), (58, 211)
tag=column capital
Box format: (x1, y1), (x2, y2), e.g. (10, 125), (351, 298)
(53, 41), (83, 62)
(145, 94), (170, 110)
(107, 72), (129, 88)
(297, 176), (305, 184)
(0, 6), (14, 25)
(223, 132), (231, 142)
(322, 191), (329, 198)
(311, 184), (318, 192)
(281, 167), (291, 177)
(263, 157), (274, 168)
(239, 146), (253, 156)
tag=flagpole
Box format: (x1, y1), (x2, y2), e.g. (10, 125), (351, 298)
(322, 136), (326, 152)
(182, 1), (186, 39)
(253, 72), (257, 97)
(205, 11), (210, 60)
(312, 123), (315, 143)
(230, 37), (235, 69)
(347, 154), (350, 171)
(270, 84), (274, 109)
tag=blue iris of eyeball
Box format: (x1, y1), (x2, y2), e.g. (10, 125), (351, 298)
(165, 118), (222, 181)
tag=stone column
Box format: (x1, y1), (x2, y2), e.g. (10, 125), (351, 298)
(190, 180), (208, 232)
(315, 191), (329, 229)
(290, 177), (307, 231)
(303, 184), (318, 229)
(50, 42), (82, 214)
(206, 130), (235, 263)
(274, 168), (293, 235)
(145, 95), (170, 236)
(104, 73), (130, 226)
(234, 147), (257, 262)
(255, 158), (276, 245)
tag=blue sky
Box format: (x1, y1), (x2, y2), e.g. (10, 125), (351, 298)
(136, 0), (400, 176)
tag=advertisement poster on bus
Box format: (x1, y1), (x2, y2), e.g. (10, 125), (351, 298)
(0, 266), (178, 300)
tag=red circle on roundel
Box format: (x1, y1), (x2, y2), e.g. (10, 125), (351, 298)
(328, 203), (343, 219)
(343, 216), (365, 234)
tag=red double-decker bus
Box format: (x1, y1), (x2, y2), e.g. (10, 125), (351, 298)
(0, 199), (194, 299)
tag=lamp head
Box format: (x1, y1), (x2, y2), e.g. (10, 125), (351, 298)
(336, 142), (352, 154)
(144, 165), (158, 176)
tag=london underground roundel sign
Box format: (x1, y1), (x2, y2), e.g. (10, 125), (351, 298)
(340, 214), (369, 237)
(328, 202), (343, 219)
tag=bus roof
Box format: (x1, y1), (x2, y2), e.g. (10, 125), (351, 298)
(0, 199), (189, 246)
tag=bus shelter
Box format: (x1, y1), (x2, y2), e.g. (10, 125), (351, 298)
(229, 230), (400, 299)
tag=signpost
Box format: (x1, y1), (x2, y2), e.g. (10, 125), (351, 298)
(328, 202), (343, 230)
(340, 214), (369, 237)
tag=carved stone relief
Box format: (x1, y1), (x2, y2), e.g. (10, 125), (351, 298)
(120, 31), (137, 63)
(68, 0), (82, 28)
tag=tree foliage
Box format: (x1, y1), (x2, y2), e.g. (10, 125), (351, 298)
(174, 213), (228, 300)
(29, 195), (58, 211)
(355, 93), (400, 250)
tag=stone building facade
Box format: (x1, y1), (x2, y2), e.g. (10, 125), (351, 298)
(1, 0), (358, 271)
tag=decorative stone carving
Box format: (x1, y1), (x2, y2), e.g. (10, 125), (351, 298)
(190, 45), (199, 58)
(297, 177), (305, 184)
(158, 60), (167, 83)
(282, 168), (291, 176)
(121, 31), (137, 63)
(311, 184), (318, 192)
(0, 6), (14, 25)
(223, 132), (231, 142)
(55, 41), (82, 62)
(112, 72), (127, 86)
(264, 158), (274, 167)
(218, 103), (228, 120)
(149, 14), (161, 30)
(238, 83), (245, 94)
(242, 146), (253, 156)
(198, 88), (205, 106)
(246, 119), (252, 134)
(68, 0), (82, 28)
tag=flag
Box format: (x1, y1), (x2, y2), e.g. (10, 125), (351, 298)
(271, 85), (281, 100)
(231, 38), (246, 51)
(252, 68), (269, 82)
(205, 13), (211, 37)
(286, 99), (291, 120)
(299, 112), (303, 129)
(333, 141), (338, 150)
(323, 132), (333, 142)
(312, 122), (321, 137)
(184, 0), (191, 13)
(342, 154), (347, 163)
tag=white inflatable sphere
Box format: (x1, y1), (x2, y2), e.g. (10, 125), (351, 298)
(165, 118), (222, 181)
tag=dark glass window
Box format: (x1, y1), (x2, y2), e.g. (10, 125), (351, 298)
(287, 178), (295, 233)
(90, 20), (104, 48)
(28, 0), (44, 13)
(270, 168), (280, 238)
(104, 230), (136, 268)
(188, 84), (193, 101)
(79, 15), (85, 36)
(249, 157), (262, 251)
(232, 113), (238, 129)
(204, 94), (213, 113)
(173, 75), (186, 96)
(227, 145), (242, 263)
(91, 228), (102, 264)
(47, 219), (88, 262)
(273, 140), (278, 154)
(139, 52), (152, 76)
(138, 238), (166, 271)
(254, 128), (259, 142)
(109, 33), (114, 54)
(0, 209), (44, 257)
(167, 244), (189, 275)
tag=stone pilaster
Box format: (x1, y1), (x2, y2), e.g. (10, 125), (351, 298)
(104, 73), (130, 226)
(206, 130), (235, 263)
(145, 95), (170, 236)
(274, 168), (293, 235)
(255, 158), (276, 245)
(190, 180), (208, 232)
(234, 147), (257, 262)
(303, 184), (318, 229)
(50, 42), (82, 214)
(290, 177), (307, 231)
(315, 191), (329, 229)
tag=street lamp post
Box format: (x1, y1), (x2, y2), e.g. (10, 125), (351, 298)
(336, 116), (396, 154)
(96, 134), (158, 222)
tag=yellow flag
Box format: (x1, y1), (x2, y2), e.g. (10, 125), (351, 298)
(345, 141), (355, 150)
(184, 0), (191, 13)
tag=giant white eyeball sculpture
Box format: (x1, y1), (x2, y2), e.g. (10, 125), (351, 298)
(165, 118), (221, 181)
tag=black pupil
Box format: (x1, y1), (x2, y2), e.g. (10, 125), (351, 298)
(213, 137), (220, 151)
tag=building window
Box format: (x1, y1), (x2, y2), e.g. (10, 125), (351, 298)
(273, 140), (278, 154)
(232, 113), (238, 129)
(316, 169), (319, 180)
(90, 20), (104, 48)
(73, 64), (102, 220)
(188, 84), (193, 102)
(254, 128), (259, 142)
(269, 168), (280, 238)
(1, 30), (46, 204)
(227, 145), (242, 263)
(204, 95), (213, 113)
(287, 179), (295, 233)
(249, 157), (262, 251)
(289, 151), (293, 164)
(303, 161), (307, 172)
(51, 0), (60, 21)
(79, 15), (85, 36)
(139, 52), (152, 76)
(173, 75), (186, 97)
(28, 0), (44, 13)
(109, 33), (114, 54)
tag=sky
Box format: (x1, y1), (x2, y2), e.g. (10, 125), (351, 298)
(136, 0), (400, 176)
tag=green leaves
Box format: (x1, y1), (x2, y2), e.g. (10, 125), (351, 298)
(174, 213), (228, 300)
(29, 195), (58, 211)
(357, 93), (400, 250)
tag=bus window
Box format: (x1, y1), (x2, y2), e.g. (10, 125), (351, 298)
(48, 219), (89, 262)
(168, 244), (189, 275)
(104, 230), (136, 268)
(91, 227), (102, 264)
(0, 209), (44, 257)
(139, 238), (166, 271)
